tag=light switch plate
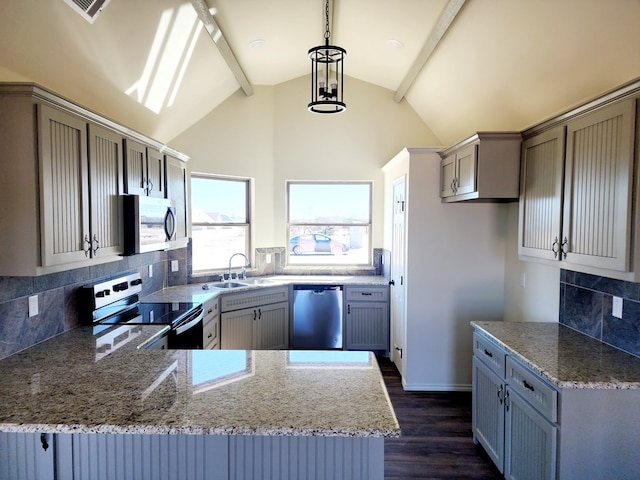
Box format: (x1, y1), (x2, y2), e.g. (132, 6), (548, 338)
(148, 265), (153, 278)
(612, 296), (623, 319)
(28, 295), (38, 317)
(171, 260), (179, 272)
(265, 254), (272, 264)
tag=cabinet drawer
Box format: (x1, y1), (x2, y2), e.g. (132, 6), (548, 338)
(473, 332), (506, 377)
(221, 286), (289, 312)
(344, 286), (388, 302)
(203, 314), (219, 349)
(203, 298), (219, 317)
(506, 356), (557, 422)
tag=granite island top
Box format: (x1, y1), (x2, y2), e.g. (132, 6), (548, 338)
(472, 321), (640, 390)
(0, 326), (399, 438)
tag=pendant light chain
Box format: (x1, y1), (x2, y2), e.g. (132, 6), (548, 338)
(324, 0), (330, 40)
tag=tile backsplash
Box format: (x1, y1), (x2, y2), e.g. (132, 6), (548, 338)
(560, 270), (640, 357)
(0, 248), (187, 360)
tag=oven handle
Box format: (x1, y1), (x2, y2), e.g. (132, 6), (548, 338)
(174, 308), (203, 335)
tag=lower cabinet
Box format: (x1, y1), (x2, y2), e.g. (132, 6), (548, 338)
(203, 298), (220, 350)
(343, 285), (389, 352)
(221, 302), (288, 350)
(1, 432), (383, 480)
(472, 332), (557, 480)
(220, 287), (289, 350)
(0, 432), (55, 480)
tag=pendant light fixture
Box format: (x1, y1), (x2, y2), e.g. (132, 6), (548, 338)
(308, 0), (346, 114)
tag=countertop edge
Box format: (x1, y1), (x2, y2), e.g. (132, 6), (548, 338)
(471, 321), (640, 390)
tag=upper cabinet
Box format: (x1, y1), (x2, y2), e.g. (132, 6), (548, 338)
(124, 139), (165, 198)
(519, 92), (638, 280)
(166, 154), (189, 249)
(439, 132), (522, 202)
(0, 83), (189, 276)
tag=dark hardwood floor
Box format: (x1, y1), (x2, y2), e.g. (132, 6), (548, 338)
(378, 356), (503, 480)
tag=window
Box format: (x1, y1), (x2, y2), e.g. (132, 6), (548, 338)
(287, 182), (372, 266)
(191, 174), (251, 272)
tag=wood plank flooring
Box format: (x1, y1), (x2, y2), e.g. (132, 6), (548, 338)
(378, 356), (503, 480)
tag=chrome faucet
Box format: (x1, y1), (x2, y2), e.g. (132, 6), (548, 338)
(228, 253), (249, 280)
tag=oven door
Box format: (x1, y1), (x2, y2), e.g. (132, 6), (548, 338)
(169, 307), (204, 349)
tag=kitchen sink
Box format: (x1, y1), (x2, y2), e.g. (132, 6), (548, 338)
(208, 281), (248, 289)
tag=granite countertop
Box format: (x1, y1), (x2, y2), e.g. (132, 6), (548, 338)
(141, 275), (389, 304)
(0, 327), (399, 438)
(472, 321), (640, 390)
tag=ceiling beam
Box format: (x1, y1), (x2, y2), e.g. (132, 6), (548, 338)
(190, 0), (253, 96)
(393, 0), (466, 103)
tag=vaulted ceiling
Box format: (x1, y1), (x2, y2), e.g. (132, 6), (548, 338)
(1, 0), (639, 145)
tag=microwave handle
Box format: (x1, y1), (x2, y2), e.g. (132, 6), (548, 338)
(164, 208), (176, 240)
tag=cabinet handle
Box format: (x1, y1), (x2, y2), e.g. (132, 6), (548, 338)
(253, 309), (257, 321)
(147, 179), (154, 194)
(504, 390), (510, 412)
(83, 234), (92, 257)
(207, 332), (212, 339)
(92, 234), (100, 254)
(551, 236), (559, 258)
(258, 308), (261, 320)
(347, 304), (351, 315)
(561, 236), (569, 259)
(483, 348), (493, 358)
(40, 433), (49, 452)
(497, 385), (504, 405)
(361, 292), (373, 296)
(523, 379), (535, 392)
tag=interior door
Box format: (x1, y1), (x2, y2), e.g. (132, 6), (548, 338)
(390, 178), (406, 378)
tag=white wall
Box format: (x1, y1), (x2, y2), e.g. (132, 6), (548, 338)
(503, 203), (560, 323)
(170, 75), (439, 250)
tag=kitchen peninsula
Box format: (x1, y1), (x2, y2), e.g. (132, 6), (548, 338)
(0, 324), (399, 480)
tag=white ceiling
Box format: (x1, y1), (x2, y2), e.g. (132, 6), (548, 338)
(1, 0), (639, 145)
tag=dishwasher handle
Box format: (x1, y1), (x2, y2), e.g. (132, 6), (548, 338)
(293, 285), (342, 293)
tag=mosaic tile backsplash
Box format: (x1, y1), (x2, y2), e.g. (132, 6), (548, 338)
(560, 269), (640, 357)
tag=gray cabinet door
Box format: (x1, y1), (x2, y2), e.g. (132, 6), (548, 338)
(87, 123), (125, 257)
(472, 357), (505, 473)
(454, 143), (477, 195)
(518, 126), (565, 261)
(124, 137), (147, 196)
(38, 104), (90, 266)
(505, 387), (557, 480)
(440, 153), (456, 198)
(68, 433), (228, 480)
(166, 154), (188, 243)
(344, 301), (389, 351)
(562, 99), (636, 271)
(146, 147), (165, 198)
(255, 301), (288, 349)
(221, 308), (255, 349)
(0, 432), (54, 480)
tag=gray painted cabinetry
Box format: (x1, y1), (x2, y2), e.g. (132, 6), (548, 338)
(439, 132), (522, 202)
(519, 84), (640, 281)
(220, 286), (289, 350)
(0, 83), (189, 276)
(344, 285), (389, 352)
(203, 297), (220, 349)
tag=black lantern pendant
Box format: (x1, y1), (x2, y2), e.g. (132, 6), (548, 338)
(308, 0), (346, 114)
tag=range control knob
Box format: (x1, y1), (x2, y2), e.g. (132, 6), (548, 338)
(130, 279), (143, 286)
(95, 289), (111, 298)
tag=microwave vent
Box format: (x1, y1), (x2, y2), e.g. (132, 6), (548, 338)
(63, 0), (111, 23)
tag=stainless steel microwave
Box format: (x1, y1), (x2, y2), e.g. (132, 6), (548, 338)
(123, 195), (176, 255)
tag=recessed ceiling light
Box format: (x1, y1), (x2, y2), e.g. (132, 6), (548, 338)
(386, 39), (404, 49)
(249, 39), (266, 49)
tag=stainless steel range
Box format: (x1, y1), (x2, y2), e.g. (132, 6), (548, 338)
(85, 273), (204, 350)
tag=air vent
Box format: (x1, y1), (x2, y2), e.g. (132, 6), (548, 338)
(63, 0), (111, 23)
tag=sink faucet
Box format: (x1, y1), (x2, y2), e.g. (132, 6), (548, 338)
(228, 253), (249, 280)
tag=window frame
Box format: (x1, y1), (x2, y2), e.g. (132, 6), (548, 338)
(286, 180), (373, 266)
(190, 173), (253, 273)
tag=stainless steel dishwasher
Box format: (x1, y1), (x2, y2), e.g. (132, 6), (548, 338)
(292, 285), (343, 349)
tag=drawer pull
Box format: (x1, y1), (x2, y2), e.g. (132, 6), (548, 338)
(483, 348), (493, 358)
(523, 380), (535, 392)
(207, 332), (213, 339)
(361, 292), (372, 296)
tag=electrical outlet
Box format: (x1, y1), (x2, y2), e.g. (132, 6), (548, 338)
(265, 254), (272, 264)
(148, 264), (153, 278)
(171, 260), (179, 272)
(28, 295), (39, 317)
(613, 296), (623, 319)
